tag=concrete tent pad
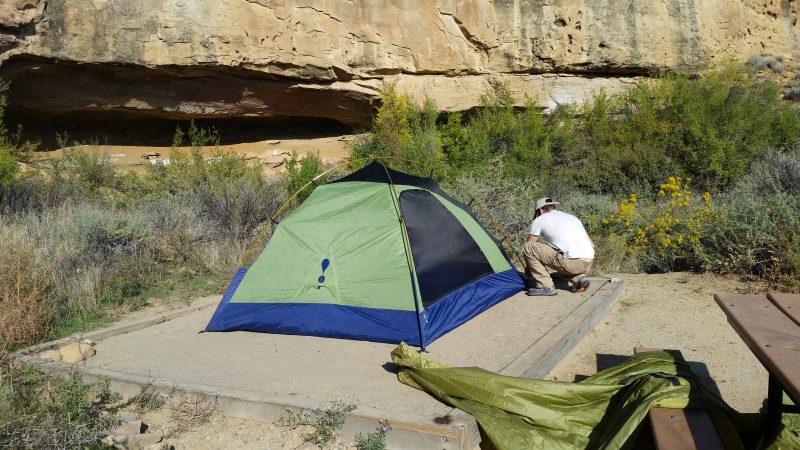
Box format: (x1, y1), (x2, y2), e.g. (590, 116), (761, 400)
(87, 290), (582, 414)
(24, 277), (624, 449)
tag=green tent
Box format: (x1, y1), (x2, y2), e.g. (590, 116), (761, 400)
(205, 161), (525, 347)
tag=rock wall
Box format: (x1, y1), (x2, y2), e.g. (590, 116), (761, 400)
(0, 0), (797, 128)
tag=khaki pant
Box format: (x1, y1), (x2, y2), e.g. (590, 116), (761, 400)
(523, 241), (593, 288)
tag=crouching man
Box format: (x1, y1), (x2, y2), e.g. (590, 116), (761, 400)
(524, 197), (594, 296)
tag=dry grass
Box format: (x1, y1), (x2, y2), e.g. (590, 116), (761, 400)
(166, 394), (218, 437)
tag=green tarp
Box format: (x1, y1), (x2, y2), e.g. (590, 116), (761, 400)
(390, 343), (800, 449)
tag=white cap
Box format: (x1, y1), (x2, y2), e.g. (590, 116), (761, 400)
(535, 197), (559, 210)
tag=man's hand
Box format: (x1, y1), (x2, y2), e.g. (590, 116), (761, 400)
(527, 234), (539, 243)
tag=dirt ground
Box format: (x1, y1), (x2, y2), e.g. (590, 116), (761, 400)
(38, 135), (355, 175)
(121, 272), (768, 449)
(547, 272), (768, 413)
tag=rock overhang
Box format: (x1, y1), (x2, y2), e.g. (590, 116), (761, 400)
(0, 0), (796, 130)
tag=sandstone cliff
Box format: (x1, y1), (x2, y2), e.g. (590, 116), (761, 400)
(0, 0), (797, 128)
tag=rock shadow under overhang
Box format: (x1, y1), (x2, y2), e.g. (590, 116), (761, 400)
(1, 57), (380, 129)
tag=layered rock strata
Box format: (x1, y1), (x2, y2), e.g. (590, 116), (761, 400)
(0, 0), (797, 127)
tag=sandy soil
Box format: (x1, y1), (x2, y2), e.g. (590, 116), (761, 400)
(116, 272), (769, 449)
(36, 135), (355, 175)
(547, 272), (768, 413)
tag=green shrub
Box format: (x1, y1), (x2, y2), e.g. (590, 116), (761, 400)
(186, 172), (284, 242)
(0, 90), (36, 164)
(0, 126), (288, 346)
(0, 146), (18, 186)
(0, 116), (292, 347)
(698, 146), (800, 288)
(286, 152), (325, 203)
(372, 84), (414, 158)
(353, 64), (799, 196)
(142, 199), (218, 264)
(639, 66), (796, 189)
(350, 83), (442, 177)
(694, 193), (800, 285)
(441, 85), (559, 181)
(0, 174), (41, 215)
(733, 145), (800, 196)
(358, 65), (800, 196)
(144, 121), (287, 245)
(3, 199), (237, 343)
(438, 87), (514, 172)
(144, 123), (251, 196)
(443, 159), (543, 263)
(20, 205), (156, 316)
(51, 143), (123, 197)
(570, 66), (799, 192)
(68, 208), (150, 263)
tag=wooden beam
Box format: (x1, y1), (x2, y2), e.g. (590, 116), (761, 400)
(649, 408), (724, 450)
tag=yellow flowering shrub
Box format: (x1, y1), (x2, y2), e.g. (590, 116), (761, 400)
(600, 177), (714, 258)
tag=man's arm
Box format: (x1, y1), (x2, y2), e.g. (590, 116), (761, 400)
(527, 234), (539, 243)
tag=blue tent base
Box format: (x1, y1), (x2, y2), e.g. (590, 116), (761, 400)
(205, 267), (524, 346)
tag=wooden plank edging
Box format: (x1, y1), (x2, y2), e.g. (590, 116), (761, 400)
(500, 278), (625, 379)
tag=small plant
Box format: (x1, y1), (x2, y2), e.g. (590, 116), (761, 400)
(355, 420), (391, 450)
(0, 363), (122, 449)
(785, 74), (800, 101)
(166, 394), (217, 437)
(129, 383), (168, 413)
(0, 230), (54, 349)
(746, 53), (787, 73)
(277, 401), (357, 447)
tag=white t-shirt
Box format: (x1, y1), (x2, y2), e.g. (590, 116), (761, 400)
(529, 210), (595, 259)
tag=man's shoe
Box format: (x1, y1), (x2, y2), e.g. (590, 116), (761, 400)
(571, 277), (590, 293)
(526, 287), (557, 296)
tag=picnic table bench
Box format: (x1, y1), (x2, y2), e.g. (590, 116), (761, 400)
(715, 293), (800, 447)
(634, 347), (726, 450)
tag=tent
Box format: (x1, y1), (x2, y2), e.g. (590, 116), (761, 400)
(205, 161), (525, 347)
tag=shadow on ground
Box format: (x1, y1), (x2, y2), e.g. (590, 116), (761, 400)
(573, 353), (724, 400)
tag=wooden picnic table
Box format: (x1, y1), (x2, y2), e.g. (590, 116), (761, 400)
(715, 293), (800, 447)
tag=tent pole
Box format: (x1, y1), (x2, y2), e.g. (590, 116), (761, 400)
(377, 160), (427, 351)
(408, 268), (426, 352)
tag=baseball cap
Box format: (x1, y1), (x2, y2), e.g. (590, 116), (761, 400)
(535, 197), (559, 210)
